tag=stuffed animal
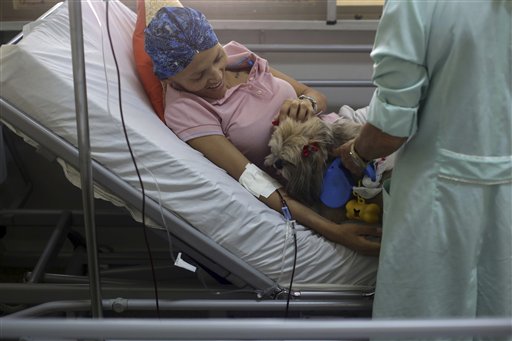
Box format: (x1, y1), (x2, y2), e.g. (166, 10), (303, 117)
(345, 196), (381, 224)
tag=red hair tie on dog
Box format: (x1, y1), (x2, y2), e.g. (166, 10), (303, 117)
(302, 143), (319, 157)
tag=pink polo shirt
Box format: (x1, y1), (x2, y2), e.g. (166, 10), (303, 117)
(164, 41), (297, 170)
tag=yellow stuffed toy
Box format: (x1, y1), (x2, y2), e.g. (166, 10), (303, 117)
(346, 195), (381, 224)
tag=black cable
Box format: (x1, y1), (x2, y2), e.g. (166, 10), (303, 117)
(276, 190), (298, 318)
(105, 0), (160, 317)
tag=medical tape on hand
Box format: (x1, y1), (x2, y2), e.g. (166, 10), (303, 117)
(239, 163), (281, 198)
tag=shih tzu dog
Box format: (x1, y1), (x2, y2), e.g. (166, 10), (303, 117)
(264, 116), (361, 208)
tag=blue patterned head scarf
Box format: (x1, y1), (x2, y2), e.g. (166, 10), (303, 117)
(144, 7), (219, 80)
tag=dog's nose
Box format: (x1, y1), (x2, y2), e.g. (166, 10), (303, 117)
(273, 159), (284, 170)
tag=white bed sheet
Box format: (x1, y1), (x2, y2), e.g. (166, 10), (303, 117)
(0, 0), (378, 288)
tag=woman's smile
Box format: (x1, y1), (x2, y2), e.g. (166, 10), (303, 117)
(206, 79), (223, 90)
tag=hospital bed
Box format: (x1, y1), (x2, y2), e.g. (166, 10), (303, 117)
(0, 0), (378, 318)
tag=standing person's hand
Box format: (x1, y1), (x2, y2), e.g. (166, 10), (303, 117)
(335, 139), (366, 177)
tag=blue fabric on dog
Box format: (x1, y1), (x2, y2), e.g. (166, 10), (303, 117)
(320, 158), (354, 208)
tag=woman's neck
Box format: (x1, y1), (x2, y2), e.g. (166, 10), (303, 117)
(225, 69), (249, 88)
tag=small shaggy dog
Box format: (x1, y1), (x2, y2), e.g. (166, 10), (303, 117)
(264, 116), (361, 207)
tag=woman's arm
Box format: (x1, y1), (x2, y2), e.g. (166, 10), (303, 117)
(189, 134), (381, 256)
(270, 67), (328, 122)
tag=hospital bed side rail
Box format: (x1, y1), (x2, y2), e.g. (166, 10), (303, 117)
(1, 317), (510, 340)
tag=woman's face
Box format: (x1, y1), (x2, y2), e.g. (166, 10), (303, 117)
(169, 43), (229, 100)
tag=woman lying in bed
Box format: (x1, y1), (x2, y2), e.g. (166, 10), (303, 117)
(144, 6), (381, 256)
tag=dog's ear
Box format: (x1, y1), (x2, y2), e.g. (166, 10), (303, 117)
(264, 118), (294, 168)
(301, 119), (333, 161)
(285, 139), (328, 205)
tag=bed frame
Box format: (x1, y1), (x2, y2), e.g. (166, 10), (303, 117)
(0, 1), (375, 319)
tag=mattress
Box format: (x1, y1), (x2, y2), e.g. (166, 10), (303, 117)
(0, 0), (378, 288)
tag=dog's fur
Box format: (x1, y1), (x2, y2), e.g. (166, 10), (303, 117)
(265, 116), (361, 206)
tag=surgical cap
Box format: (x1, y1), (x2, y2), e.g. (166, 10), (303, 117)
(144, 7), (219, 80)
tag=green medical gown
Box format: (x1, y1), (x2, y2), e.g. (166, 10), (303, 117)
(368, 0), (512, 322)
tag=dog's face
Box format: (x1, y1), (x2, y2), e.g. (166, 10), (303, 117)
(265, 117), (335, 205)
(265, 117), (360, 205)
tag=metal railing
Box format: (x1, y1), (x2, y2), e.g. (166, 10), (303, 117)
(1, 317), (510, 340)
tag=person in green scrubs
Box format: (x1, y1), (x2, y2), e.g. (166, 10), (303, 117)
(337, 0), (512, 322)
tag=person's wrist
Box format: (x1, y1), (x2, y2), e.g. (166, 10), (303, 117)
(349, 140), (369, 168)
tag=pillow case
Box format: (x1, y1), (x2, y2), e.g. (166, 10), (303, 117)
(132, 0), (183, 122)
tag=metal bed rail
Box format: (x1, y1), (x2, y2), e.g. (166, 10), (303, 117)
(2, 298), (372, 318)
(68, 0), (102, 318)
(1, 317), (510, 340)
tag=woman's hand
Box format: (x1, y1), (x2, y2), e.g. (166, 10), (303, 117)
(314, 215), (382, 256)
(336, 222), (381, 256)
(269, 66), (327, 125)
(266, 189), (381, 256)
(276, 97), (316, 124)
(320, 220), (381, 256)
